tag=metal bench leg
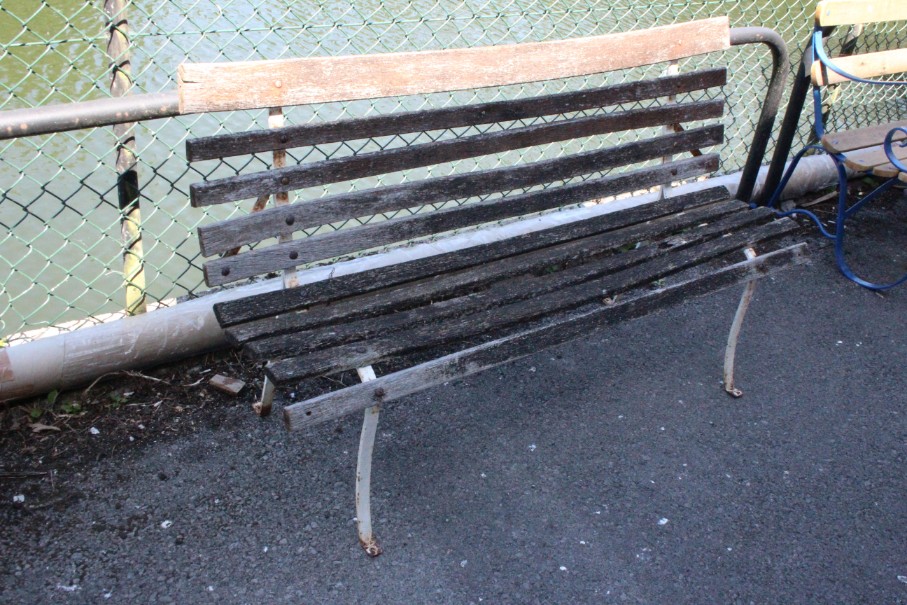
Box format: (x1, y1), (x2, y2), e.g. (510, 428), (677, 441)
(253, 375), (276, 417)
(723, 247), (758, 398)
(355, 365), (382, 557)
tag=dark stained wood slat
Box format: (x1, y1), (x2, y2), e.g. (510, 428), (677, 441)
(186, 68), (727, 161)
(243, 205), (779, 358)
(282, 243), (808, 431)
(178, 19), (730, 113)
(213, 186), (732, 326)
(227, 197), (755, 346)
(202, 130), (724, 286)
(198, 126), (722, 256)
(190, 100), (724, 207)
(266, 217), (800, 382)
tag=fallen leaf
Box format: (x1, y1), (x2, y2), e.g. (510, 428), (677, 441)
(30, 423), (61, 433)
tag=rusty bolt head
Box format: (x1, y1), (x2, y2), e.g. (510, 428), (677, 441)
(280, 176), (290, 186)
(373, 387), (386, 399)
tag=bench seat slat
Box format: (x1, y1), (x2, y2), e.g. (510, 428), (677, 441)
(213, 186), (732, 327)
(842, 142), (907, 176)
(198, 128), (720, 257)
(821, 120), (907, 154)
(187, 68), (727, 162)
(190, 100), (724, 207)
(266, 216), (800, 383)
(242, 204), (777, 357)
(203, 128), (724, 286)
(281, 243), (808, 431)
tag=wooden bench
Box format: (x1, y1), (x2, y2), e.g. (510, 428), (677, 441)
(181, 18), (806, 555)
(765, 0), (907, 289)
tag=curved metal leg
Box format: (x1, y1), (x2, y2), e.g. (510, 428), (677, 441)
(355, 365), (382, 557)
(723, 248), (757, 398)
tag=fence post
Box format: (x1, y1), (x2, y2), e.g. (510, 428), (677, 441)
(105, 0), (147, 315)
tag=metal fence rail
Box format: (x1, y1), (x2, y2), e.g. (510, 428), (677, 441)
(1, 0), (905, 344)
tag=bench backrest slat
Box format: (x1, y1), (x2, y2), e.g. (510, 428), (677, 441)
(178, 19), (730, 113)
(815, 0), (907, 26)
(186, 69), (727, 162)
(197, 125), (722, 258)
(811, 48), (907, 85)
(191, 99), (724, 208)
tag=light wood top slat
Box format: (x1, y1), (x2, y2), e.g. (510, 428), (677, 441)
(815, 0), (907, 26)
(177, 18), (730, 113)
(811, 48), (907, 85)
(821, 120), (907, 153)
(843, 143), (907, 176)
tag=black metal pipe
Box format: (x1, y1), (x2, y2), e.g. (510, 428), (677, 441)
(0, 91), (180, 140)
(729, 27), (789, 204)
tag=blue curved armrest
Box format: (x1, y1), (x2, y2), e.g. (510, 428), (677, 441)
(883, 126), (907, 173)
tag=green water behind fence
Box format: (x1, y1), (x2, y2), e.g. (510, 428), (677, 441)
(0, 0), (904, 343)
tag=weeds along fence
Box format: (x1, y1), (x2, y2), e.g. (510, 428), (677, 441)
(1, 0), (904, 344)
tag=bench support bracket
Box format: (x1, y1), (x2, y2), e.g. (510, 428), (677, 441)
(355, 365), (382, 557)
(723, 247), (758, 398)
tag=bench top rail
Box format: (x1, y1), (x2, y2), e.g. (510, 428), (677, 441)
(177, 18), (730, 114)
(815, 0), (907, 26)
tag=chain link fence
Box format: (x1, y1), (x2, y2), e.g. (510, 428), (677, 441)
(1, 0), (904, 344)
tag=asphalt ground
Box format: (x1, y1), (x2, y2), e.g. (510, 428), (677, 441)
(2, 190), (907, 604)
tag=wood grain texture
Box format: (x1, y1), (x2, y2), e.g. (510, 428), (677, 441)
(843, 143), (907, 177)
(178, 18), (730, 113)
(212, 186), (732, 326)
(190, 101), (724, 207)
(822, 120), (907, 153)
(197, 124), (723, 257)
(202, 131), (723, 286)
(185, 69), (727, 161)
(815, 0), (907, 25)
(811, 48), (907, 85)
(242, 204), (775, 357)
(266, 217), (800, 382)
(282, 242), (808, 430)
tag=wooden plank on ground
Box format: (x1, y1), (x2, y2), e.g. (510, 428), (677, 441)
(197, 125), (722, 256)
(815, 0), (907, 26)
(811, 49), (907, 85)
(202, 138), (722, 286)
(241, 204), (777, 357)
(186, 69), (727, 161)
(266, 218), (800, 382)
(190, 101), (724, 207)
(821, 121), (907, 153)
(212, 186), (732, 326)
(282, 243), (808, 430)
(178, 18), (730, 113)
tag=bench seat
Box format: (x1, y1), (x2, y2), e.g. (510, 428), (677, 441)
(823, 120), (907, 180)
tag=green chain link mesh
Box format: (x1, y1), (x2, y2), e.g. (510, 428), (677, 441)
(1, 0), (904, 344)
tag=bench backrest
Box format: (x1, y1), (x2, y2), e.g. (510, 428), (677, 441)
(183, 18), (732, 288)
(812, 0), (907, 86)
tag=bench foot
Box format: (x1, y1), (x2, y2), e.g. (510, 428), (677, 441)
(723, 247), (758, 398)
(355, 366), (382, 557)
(253, 375), (276, 417)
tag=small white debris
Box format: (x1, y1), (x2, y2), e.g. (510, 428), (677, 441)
(138, 424), (145, 430)
(618, 415), (624, 419)
(660, 427), (665, 431)
(594, 510), (601, 515)
(129, 436), (134, 442)
(12, 494), (25, 503)
(263, 546), (269, 553)
(579, 540), (587, 545)
(898, 575), (907, 584)
(480, 473), (487, 478)
(658, 518), (669, 526)
(529, 367), (536, 373)
(727, 547), (733, 551)
(528, 444), (537, 452)
(559, 566), (567, 571)
(104, 591), (113, 599)
(460, 560), (468, 568)
(89, 427), (100, 435)
(160, 520), (173, 529)
(836, 340), (843, 345)
(207, 586), (215, 592)
(56, 584), (80, 592)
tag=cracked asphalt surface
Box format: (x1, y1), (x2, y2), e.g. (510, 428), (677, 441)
(2, 194), (907, 604)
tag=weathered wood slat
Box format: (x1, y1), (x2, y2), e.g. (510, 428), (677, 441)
(178, 18), (730, 113)
(203, 136), (723, 286)
(191, 100), (724, 207)
(815, 0), (907, 26)
(186, 69), (727, 161)
(811, 48), (907, 85)
(844, 143), (907, 177)
(822, 121), (907, 153)
(198, 127), (721, 256)
(266, 217), (799, 382)
(213, 186), (731, 326)
(228, 197), (754, 346)
(282, 242), (808, 431)
(243, 205), (779, 357)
